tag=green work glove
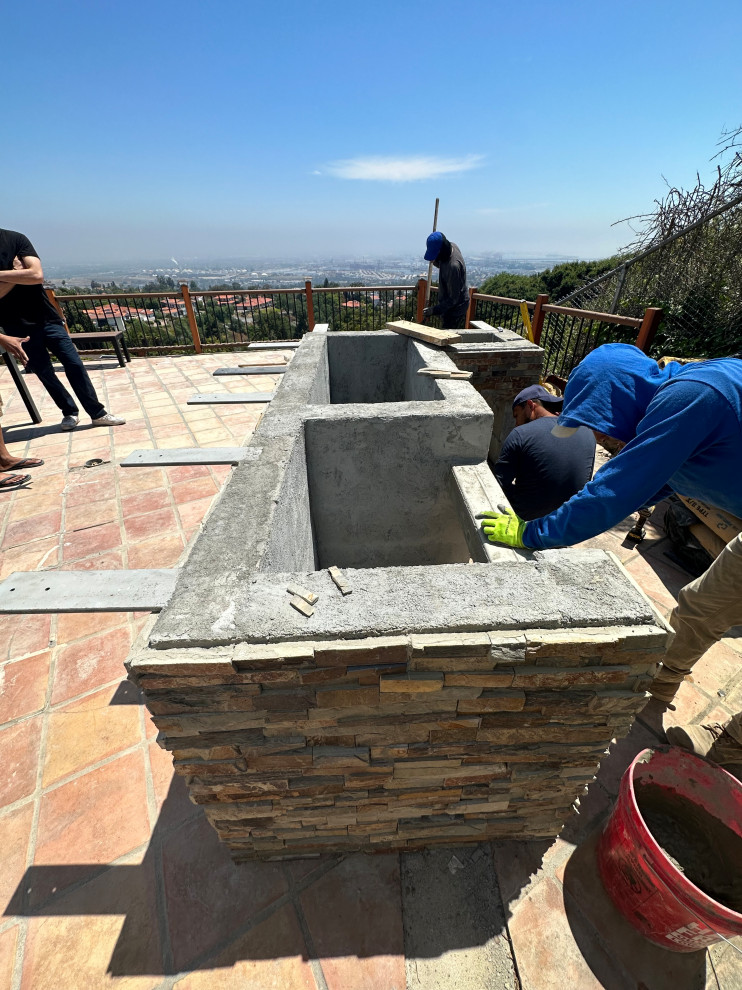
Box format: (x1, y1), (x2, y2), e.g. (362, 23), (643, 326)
(476, 509), (527, 548)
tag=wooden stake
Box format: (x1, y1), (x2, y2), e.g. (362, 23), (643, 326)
(423, 197), (440, 314)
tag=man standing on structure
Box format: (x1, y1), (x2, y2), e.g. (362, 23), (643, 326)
(0, 228), (125, 431)
(477, 342), (742, 765)
(492, 384), (596, 521)
(422, 232), (468, 329)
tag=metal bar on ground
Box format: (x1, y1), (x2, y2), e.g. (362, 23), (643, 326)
(0, 570), (178, 613)
(121, 447), (252, 467)
(248, 341), (301, 349)
(187, 392), (275, 404)
(213, 366), (286, 376)
(0, 350), (42, 424)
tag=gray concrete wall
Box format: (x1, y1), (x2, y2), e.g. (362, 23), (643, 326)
(327, 331), (408, 404)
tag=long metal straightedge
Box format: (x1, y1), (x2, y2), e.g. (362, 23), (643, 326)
(0, 570), (178, 613)
(120, 448), (249, 467)
(187, 392), (274, 404)
(248, 341), (301, 349)
(213, 366), (286, 376)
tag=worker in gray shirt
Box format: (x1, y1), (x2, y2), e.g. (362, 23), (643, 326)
(493, 385), (596, 521)
(422, 232), (468, 329)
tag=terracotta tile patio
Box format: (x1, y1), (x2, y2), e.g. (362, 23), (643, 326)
(0, 350), (740, 989)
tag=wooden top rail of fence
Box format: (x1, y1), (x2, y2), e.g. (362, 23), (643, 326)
(56, 291), (184, 301)
(310, 285), (416, 293)
(540, 303), (643, 328)
(471, 293), (536, 310)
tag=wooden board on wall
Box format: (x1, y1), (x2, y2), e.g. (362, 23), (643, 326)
(385, 320), (462, 347)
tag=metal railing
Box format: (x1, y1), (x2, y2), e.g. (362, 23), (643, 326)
(51, 282), (421, 355)
(49, 280), (661, 378)
(468, 290), (662, 379)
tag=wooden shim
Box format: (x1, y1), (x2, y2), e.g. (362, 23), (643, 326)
(286, 584), (318, 606)
(417, 368), (451, 378)
(385, 320), (462, 347)
(289, 596), (314, 618)
(678, 496), (742, 541)
(328, 566), (352, 595)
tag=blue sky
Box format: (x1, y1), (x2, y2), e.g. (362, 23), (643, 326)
(4, 0), (742, 265)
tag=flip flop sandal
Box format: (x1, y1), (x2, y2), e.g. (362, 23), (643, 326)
(0, 474), (31, 491)
(9, 458), (44, 470)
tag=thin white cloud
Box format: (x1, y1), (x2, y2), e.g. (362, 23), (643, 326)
(478, 202), (549, 215)
(322, 154), (484, 182)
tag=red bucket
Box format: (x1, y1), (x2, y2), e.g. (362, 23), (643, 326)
(597, 747), (742, 952)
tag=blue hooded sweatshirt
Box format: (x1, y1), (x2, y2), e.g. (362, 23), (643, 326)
(523, 343), (742, 549)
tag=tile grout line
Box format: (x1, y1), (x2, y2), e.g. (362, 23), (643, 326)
(282, 861), (331, 990)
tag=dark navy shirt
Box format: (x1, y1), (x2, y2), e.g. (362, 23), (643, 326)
(493, 416), (596, 521)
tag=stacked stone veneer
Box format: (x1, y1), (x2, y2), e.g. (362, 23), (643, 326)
(447, 325), (544, 460)
(128, 623), (665, 860)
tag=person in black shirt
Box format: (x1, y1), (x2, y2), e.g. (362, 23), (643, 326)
(0, 229), (125, 430)
(492, 385), (596, 521)
(421, 232), (468, 329)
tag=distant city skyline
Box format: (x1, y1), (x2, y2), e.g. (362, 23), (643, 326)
(5, 0), (741, 266)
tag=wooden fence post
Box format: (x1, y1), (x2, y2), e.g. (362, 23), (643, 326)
(416, 277), (426, 324)
(46, 287), (70, 332)
(465, 287), (477, 329)
(635, 307), (663, 353)
(305, 279), (315, 331)
(531, 294), (549, 345)
(180, 283), (202, 353)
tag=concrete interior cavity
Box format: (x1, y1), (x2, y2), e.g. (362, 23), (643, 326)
(127, 328), (669, 861)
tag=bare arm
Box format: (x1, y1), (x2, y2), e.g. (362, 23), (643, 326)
(0, 254), (44, 284)
(0, 282), (15, 299)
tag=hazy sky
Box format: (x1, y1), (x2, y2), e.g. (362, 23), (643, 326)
(4, 0), (741, 265)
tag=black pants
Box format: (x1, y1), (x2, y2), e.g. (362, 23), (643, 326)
(24, 322), (106, 419)
(440, 306), (468, 330)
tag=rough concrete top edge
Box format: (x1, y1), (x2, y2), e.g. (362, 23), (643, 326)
(147, 553), (659, 650)
(449, 341), (543, 355)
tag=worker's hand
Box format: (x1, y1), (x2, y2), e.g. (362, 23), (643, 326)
(476, 509), (527, 548)
(0, 334), (29, 366)
(422, 306), (433, 321)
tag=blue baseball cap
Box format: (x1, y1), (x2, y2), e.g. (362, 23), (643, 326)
(512, 384), (563, 412)
(424, 231), (444, 261)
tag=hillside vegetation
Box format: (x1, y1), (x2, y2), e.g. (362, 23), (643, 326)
(478, 256), (624, 302)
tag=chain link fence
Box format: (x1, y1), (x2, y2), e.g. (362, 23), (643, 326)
(554, 185), (742, 361)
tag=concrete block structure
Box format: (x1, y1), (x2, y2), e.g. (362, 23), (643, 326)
(126, 328), (668, 860)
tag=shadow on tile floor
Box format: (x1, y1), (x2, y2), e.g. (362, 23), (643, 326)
(562, 830), (708, 990)
(5, 774), (514, 980)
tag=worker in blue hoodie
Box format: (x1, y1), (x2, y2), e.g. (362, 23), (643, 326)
(479, 343), (742, 765)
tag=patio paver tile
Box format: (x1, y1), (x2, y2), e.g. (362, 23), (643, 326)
(51, 626), (133, 705)
(32, 750), (151, 907)
(0, 801), (35, 910)
(0, 650), (51, 725)
(162, 813), (289, 972)
(20, 851), (162, 990)
(0, 612), (51, 662)
(0, 716), (43, 808)
(173, 903), (318, 990)
(299, 853), (406, 990)
(43, 681), (142, 787)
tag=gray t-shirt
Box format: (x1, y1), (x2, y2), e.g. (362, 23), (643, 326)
(493, 417), (596, 521)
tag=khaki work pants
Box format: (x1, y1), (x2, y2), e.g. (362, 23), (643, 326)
(652, 533), (742, 743)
